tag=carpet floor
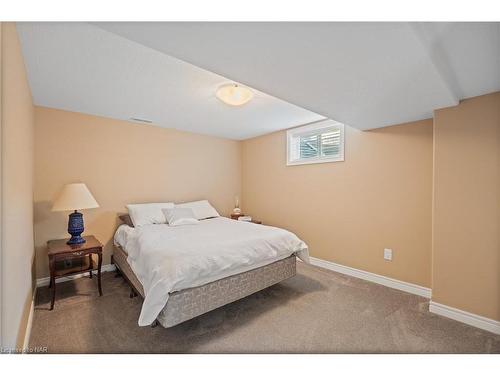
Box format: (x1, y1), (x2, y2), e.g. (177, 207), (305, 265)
(29, 262), (500, 353)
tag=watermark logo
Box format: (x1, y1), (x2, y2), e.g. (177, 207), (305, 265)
(1, 346), (48, 354)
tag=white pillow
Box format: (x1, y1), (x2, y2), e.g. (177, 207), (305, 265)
(126, 202), (174, 227)
(162, 207), (199, 226)
(175, 200), (220, 220)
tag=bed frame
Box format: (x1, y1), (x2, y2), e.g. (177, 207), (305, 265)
(111, 245), (297, 328)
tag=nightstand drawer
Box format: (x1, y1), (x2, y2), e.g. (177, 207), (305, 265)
(52, 247), (100, 260)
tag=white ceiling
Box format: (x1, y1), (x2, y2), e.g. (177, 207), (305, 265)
(18, 22), (499, 139)
(17, 23), (324, 140)
(96, 22), (500, 130)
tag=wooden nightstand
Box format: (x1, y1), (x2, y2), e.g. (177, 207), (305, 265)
(47, 235), (103, 310)
(230, 213), (262, 224)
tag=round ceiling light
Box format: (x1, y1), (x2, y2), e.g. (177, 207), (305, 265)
(216, 84), (254, 106)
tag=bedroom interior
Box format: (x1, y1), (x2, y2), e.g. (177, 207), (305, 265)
(0, 15), (499, 360)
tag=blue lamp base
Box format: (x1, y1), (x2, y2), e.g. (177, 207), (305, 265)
(67, 210), (86, 245)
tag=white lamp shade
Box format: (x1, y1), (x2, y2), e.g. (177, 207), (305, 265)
(52, 183), (99, 212)
(216, 84), (253, 106)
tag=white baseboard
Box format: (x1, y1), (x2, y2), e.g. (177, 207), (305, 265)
(308, 256), (432, 298)
(22, 290), (36, 352)
(429, 301), (500, 335)
(36, 264), (116, 288)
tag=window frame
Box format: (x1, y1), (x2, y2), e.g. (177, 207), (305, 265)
(286, 120), (345, 166)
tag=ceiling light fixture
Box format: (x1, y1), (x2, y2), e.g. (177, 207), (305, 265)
(216, 83), (253, 106)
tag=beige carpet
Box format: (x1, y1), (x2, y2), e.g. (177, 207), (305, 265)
(29, 262), (500, 353)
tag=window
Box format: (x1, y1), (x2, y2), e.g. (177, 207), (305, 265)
(287, 120), (344, 166)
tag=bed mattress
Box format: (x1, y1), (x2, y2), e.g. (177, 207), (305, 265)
(112, 245), (297, 327)
(114, 217), (308, 326)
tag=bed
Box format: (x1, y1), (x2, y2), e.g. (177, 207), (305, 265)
(112, 216), (309, 328)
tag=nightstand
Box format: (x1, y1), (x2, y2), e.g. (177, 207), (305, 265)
(47, 235), (103, 310)
(230, 213), (262, 224)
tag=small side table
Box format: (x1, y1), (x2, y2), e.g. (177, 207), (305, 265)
(47, 235), (103, 310)
(230, 213), (262, 224)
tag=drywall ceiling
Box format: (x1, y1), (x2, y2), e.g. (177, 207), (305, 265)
(96, 22), (500, 130)
(17, 23), (324, 140)
(18, 23), (499, 138)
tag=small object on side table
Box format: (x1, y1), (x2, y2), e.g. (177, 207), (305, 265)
(230, 213), (262, 224)
(47, 235), (103, 310)
(232, 196), (241, 215)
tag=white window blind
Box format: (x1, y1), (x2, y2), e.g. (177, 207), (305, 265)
(287, 120), (344, 165)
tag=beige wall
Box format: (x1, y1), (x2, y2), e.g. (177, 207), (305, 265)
(432, 92), (500, 321)
(34, 107), (242, 278)
(242, 119), (433, 287)
(0, 23), (35, 350)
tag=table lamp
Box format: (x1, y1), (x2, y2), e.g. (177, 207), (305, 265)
(52, 183), (99, 245)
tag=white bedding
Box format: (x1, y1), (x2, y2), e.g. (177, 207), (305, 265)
(114, 224), (135, 253)
(113, 217), (309, 326)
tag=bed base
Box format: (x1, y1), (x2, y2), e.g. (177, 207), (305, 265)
(112, 245), (296, 328)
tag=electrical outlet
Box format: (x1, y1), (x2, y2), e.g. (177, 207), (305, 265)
(384, 248), (393, 261)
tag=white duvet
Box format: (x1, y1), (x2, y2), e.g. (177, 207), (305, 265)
(114, 217), (309, 326)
